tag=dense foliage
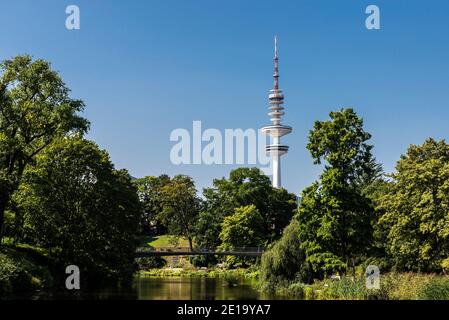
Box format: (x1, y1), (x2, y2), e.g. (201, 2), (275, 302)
(0, 55), (89, 241)
(218, 205), (265, 267)
(13, 136), (141, 285)
(378, 138), (449, 272)
(259, 220), (311, 291)
(0, 246), (54, 295)
(2, 54), (449, 299)
(196, 168), (297, 248)
(296, 108), (378, 277)
(134, 175), (171, 235)
(219, 205), (265, 250)
(158, 175), (201, 250)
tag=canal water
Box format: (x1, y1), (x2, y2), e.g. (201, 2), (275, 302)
(25, 276), (284, 300)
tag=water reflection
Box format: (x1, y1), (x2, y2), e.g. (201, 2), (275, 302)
(13, 276), (284, 300)
(134, 277), (269, 300)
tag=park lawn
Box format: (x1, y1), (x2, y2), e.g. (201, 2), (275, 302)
(139, 235), (190, 248)
(137, 235), (193, 269)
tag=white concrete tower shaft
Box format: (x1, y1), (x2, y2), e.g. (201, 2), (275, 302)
(261, 36), (292, 188)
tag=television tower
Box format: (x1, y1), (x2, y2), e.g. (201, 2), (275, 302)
(261, 36), (292, 188)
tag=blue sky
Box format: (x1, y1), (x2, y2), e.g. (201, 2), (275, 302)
(1, 0), (448, 194)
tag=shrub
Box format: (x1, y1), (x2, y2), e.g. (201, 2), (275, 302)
(189, 255), (217, 268)
(135, 257), (166, 270)
(0, 254), (33, 294)
(379, 273), (438, 300)
(320, 277), (369, 300)
(287, 283), (306, 298)
(223, 272), (239, 287)
(259, 220), (311, 292)
(0, 248), (52, 295)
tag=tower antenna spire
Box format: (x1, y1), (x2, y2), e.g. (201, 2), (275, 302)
(274, 35), (279, 90)
(274, 35), (278, 58)
(261, 35), (292, 188)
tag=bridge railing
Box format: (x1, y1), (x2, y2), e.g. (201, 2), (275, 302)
(135, 247), (264, 253)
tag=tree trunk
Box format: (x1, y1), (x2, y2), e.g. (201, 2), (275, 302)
(188, 237), (193, 252)
(0, 190), (10, 244)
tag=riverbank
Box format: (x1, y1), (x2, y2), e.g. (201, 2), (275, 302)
(0, 244), (55, 296)
(139, 267), (259, 282)
(267, 273), (449, 300)
(4, 242), (449, 300)
(139, 267), (449, 300)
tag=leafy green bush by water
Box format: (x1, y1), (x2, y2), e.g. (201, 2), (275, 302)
(0, 254), (33, 294)
(320, 277), (370, 300)
(0, 248), (53, 295)
(135, 257), (167, 270)
(223, 272), (239, 287)
(189, 255), (217, 268)
(259, 219), (311, 292)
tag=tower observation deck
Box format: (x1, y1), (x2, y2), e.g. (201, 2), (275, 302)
(261, 36), (292, 188)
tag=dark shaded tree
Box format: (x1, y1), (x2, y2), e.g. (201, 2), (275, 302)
(134, 175), (171, 235)
(14, 136), (141, 285)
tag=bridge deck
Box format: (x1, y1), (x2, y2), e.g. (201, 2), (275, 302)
(135, 247), (264, 257)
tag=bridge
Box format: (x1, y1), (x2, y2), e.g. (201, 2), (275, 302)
(135, 247), (264, 257)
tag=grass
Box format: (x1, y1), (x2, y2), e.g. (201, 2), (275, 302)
(138, 235), (190, 248)
(417, 277), (449, 300)
(136, 235), (192, 269)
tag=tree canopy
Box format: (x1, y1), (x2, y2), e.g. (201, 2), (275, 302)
(196, 167), (297, 248)
(219, 205), (266, 267)
(158, 175), (201, 250)
(14, 135), (141, 285)
(134, 175), (171, 235)
(378, 138), (449, 272)
(296, 108), (379, 277)
(0, 55), (88, 241)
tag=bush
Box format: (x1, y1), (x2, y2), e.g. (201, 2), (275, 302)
(320, 277), (369, 300)
(135, 257), (166, 270)
(287, 283), (306, 298)
(417, 278), (449, 300)
(223, 272), (240, 287)
(378, 273), (438, 300)
(0, 254), (33, 294)
(189, 255), (217, 268)
(0, 248), (53, 296)
(259, 220), (311, 292)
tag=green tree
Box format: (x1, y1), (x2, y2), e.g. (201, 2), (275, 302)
(158, 175), (200, 250)
(219, 205), (266, 249)
(134, 175), (171, 235)
(297, 108), (378, 277)
(219, 205), (266, 267)
(0, 55), (88, 242)
(259, 220), (311, 290)
(378, 138), (449, 272)
(14, 136), (141, 285)
(194, 210), (222, 248)
(197, 168), (296, 248)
